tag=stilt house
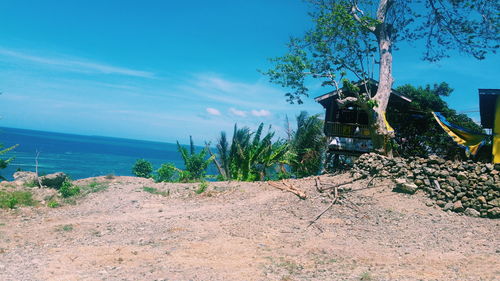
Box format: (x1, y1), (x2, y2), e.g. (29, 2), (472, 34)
(314, 79), (411, 156)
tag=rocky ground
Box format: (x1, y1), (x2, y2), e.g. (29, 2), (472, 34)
(0, 174), (499, 281)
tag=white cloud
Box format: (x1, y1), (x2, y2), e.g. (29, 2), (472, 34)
(0, 47), (155, 78)
(229, 107), (247, 117)
(251, 109), (271, 117)
(206, 107), (221, 116)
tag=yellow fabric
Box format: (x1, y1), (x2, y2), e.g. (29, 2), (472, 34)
(493, 97), (500, 163)
(383, 112), (394, 133)
(432, 112), (487, 157)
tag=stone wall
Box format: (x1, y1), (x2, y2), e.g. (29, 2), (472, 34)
(351, 153), (500, 218)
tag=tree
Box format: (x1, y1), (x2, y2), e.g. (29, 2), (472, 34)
(0, 143), (18, 181)
(211, 123), (289, 181)
(264, 0), (498, 154)
(177, 136), (214, 182)
(388, 82), (484, 159)
(289, 111), (326, 177)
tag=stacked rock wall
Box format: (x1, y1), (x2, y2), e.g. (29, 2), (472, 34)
(351, 153), (500, 218)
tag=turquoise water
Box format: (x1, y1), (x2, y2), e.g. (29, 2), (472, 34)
(0, 127), (209, 180)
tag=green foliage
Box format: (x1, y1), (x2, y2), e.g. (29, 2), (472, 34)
(142, 186), (169, 197)
(195, 181), (208, 194)
(289, 112), (326, 178)
(0, 144), (18, 181)
(59, 180), (80, 198)
(0, 190), (36, 209)
(214, 123), (289, 181)
(264, 0), (498, 104)
(132, 159), (153, 178)
(388, 83), (484, 159)
(47, 200), (60, 208)
(177, 136), (214, 182)
(155, 163), (177, 182)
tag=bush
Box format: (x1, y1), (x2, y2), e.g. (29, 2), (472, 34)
(132, 159), (153, 178)
(40, 172), (68, 189)
(47, 200), (60, 208)
(59, 181), (80, 198)
(155, 163), (177, 182)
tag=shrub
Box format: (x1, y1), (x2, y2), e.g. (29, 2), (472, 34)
(155, 163), (177, 182)
(132, 159), (153, 178)
(59, 181), (80, 198)
(47, 200), (60, 208)
(40, 172), (69, 189)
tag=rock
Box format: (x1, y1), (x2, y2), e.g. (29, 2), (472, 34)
(393, 181), (418, 194)
(414, 179), (424, 186)
(457, 172), (467, 180)
(40, 172), (68, 189)
(443, 202), (454, 211)
(436, 200), (446, 207)
(464, 208), (480, 217)
(12, 171), (37, 184)
(488, 198), (500, 208)
(453, 201), (464, 212)
(487, 207), (500, 219)
(394, 178), (407, 184)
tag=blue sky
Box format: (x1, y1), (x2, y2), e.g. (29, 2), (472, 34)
(0, 0), (498, 144)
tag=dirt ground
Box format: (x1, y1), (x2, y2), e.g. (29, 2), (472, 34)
(0, 174), (499, 281)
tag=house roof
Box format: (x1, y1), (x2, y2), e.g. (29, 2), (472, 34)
(314, 79), (412, 103)
(479, 89), (500, 129)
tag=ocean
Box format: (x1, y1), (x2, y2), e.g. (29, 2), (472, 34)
(0, 127), (210, 180)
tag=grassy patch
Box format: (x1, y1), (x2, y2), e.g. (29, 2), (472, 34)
(56, 224), (74, 232)
(23, 181), (38, 188)
(143, 186), (169, 197)
(0, 190), (37, 209)
(80, 181), (109, 195)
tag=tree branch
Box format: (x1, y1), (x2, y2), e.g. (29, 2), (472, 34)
(350, 3), (376, 32)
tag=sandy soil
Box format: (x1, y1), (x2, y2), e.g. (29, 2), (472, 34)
(0, 174), (499, 281)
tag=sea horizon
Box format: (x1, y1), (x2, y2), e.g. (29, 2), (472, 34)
(0, 126), (211, 180)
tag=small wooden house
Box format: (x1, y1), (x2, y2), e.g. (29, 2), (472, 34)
(314, 79), (411, 156)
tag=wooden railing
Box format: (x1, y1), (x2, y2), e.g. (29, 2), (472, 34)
(324, 122), (371, 139)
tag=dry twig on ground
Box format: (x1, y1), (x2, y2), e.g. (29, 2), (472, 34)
(267, 180), (307, 199)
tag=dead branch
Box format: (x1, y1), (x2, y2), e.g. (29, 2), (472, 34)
(307, 186), (338, 227)
(315, 177), (322, 193)
(268, 181), (306, 200)
(204, 142), (226, 180)
(35, 150), (43, 188)
(281, 180), (307, 199)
